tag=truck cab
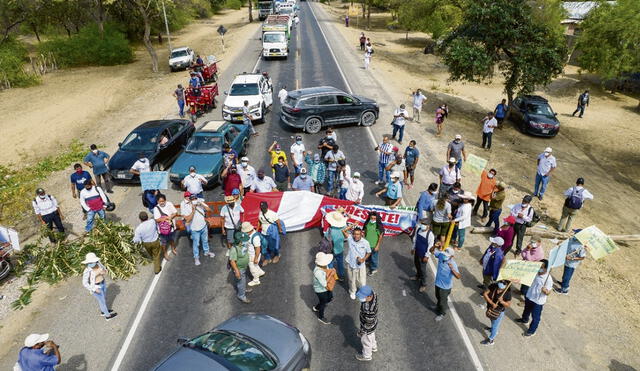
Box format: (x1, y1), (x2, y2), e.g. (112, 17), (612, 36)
(257, 0), (275, 21)
(262, 31), (288, 59)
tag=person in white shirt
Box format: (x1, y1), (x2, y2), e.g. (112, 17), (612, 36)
(363, 51), (371, 69)
(238, 156), (256, 194)
(438, 158), (461, 197)
(79, 181), (108, 232)
(133, 211), (162, 274)
(344, 171), (365, 204)
(258, 201), (284, 265)
(412, 89), (427, 123)
(153, 194), (178, 257)
(181, 166), (207, 198)
(510, 195), (534, 255)
(251, 169), (277, 193)
(241, 222), (266, 286)
(81, 252), (117, 320)
(32, 188), (64, 242)
(558, 177), (594, 232)
(385, 155), (406, 183)
(181, 193), (213, 266)
(278, 86), (288, 105)
(129, 154), (151, 176)
(517, 259), (552, 337)
(533, 147), (556, 200)
(481, 112), (498, 150)
(220, 195), (244, 250)
(450, 192), (473, 249)
(391, 104), (410, 144)
(290, 135), (306, 175)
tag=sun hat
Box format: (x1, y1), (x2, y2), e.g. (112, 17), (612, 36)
(241, 222), (254, 233)
(300, 168), (307, 174)
(544, 147), (552, 153)
(455, 134), (462, 139)
(315, 252), (333, 266)
(24, 333), (49, 347)
(356, 285), (373, 302)
(224, 195), (235, 203)
(443, 247), (455, 258)
(460, 191), (474, 200)
(326, 211), (347, 228)
(489, 236), (505, 246)
(448, 157), (457, 163)
(81, 252), (100, 264)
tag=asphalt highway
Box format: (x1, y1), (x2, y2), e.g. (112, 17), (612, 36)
(114, 3), (477, 370)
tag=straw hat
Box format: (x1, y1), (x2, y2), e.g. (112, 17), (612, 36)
(81, 252), (100, 264)
(315, 252), (333, 266)
(326, 211), (347, 228)
(459, 191), (474, 200)
(241, 222), (254, 233)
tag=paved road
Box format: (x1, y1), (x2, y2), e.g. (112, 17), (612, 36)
(114, 3), (477, 370)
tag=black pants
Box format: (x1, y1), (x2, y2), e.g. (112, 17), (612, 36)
(315, 290), (333, 319)
(42, 211), (64, 242)
(514, 222), (527, 253)
(482, 132), (493, 149)
(94, 172), (113, 192)
(435, 286), (451, 315)
(414, 252), (428, 287)
(473, 197), (489, 218)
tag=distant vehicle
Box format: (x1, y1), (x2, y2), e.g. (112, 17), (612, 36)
(108, 120), (195, 183)
(281, 86), (379, 134)
(222, 72), (273, 124)
(263, 31), (289, 59)
(278, 4), (295, 19)
(263, 15), (291, 40)
(506, 95), (560, 137)
(169, 120), (251, 187)
(258, 0), (275, 21)
(153, 314), (311, 371)
(169, 47), (195, 72)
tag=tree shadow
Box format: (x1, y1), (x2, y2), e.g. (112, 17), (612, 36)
(57, 354), (87, 371)
(608, 359), (638, 371)
(106, 282), (120, 308)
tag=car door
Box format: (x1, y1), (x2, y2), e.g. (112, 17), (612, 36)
(315, 94), (339, 124)
(510, 97), (524, 124)
(160, 123), (183, 167)
(335, 94), (360, 123)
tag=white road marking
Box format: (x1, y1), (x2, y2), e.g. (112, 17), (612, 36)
(308, 3), (484, 370)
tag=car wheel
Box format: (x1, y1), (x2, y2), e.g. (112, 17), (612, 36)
(304, 117), (323, 134)
(360, 110), (376, 126)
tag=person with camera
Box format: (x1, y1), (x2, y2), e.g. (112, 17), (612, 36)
(16, 333), (61, 370)
(180, 192), (213, 266)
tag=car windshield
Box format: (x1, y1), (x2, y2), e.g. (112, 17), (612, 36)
(279, 8), (293, 14)
(264, 33), (286, 43)
(230, 83), (259, 96)
(186, 135), (222, 154)
(120, 130), (158, 152)
(527, 103), (555, 117)
(189, 331), (276, 371)
(171, 50), (189, 58)
(258, 2), (271, 8)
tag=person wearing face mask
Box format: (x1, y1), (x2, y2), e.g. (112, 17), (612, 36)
(375, 172), (403, 209)
(181, 166), (207, 199)
(384, 154), (406, 184)
(32, 188), (65, 242)
(290, 135), (306, 176)
(305, 152), (326, 194)
(292, 168), (314, 191)
(446, 134), (467, 171)
(220, 195), (244, 250)
(485, 182), (506, 233)
(273, 156), (291, 191)
(451, 191), (474, 249)
(412, 90), (427, 123)
(324, 145), (346, 196)
(374, 136), (394, 186)
(416, 183), (438, 220)
(519, 237), (544, 297)
(533, 147), (557, 201)
(517, 259), (552, 337)
(129, 152), (151, 176)
(267, 141), (288, 168)
(478, 236), (505, 289)
(510, 195), (535, 255)
(181, 192), (213, 266)
(70, 163), (92, 219)
(17, 333), (62, 371)
(411, 219), (434, 292)
(343, 171), (364, 203)
(481, 280), (512, 345)
(496, 215), (516, 255)
(278, 85), (288, 105)
(317, 130), (336, 161)
(343, 226), (372, 300)
(438, 157), (461, 197)
(258, 201), (285, 264)
(481, 111), (498, 150)
(403, 140), (420, 189)
(153, 194), (178, 257)
(81, 252), (117, 320)
(391, 104), (410, 144)
(83, 144), (113, 193)
(473, 168), (497, 220)
(237, 157), (256, 194)
(251, 169), (277, 193)
(364, 212), (384, 276)
(79, 180), (108, 232)
(133, 211), (163, 274)
(429, 245), (461, 321)
(221, 165), (244, 197)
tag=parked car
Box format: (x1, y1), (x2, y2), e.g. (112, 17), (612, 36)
(108, 120), (195, 183)
(506, 95), (560, 137)
(222, 72), (273, 124)
(153, 314), (311, 371)
(169, 47), (195, 72)
(169, 120), (250, 187)
(281, 86), (379, 133)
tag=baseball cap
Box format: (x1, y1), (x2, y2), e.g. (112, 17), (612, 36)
(300, 168), (307, 174)
(189, 166), (196, 171)
(35, 188), (45, 195)
(544, 147), (552, 153)
(240, 157), (249, 162)
(489, 236), (505, 246)
(353, 172), (361, 178)
(443, 247), (455, 258)
(448, 157), (456, 163)
(295, 135), (302, 140)
(231, 188), (240, 195)
(24, 333), (49, 347)
(183, 191), (192, 198)
(455, 134), (462, 139)
(356, 285), (373, 302)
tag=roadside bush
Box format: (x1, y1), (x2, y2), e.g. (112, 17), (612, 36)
(0, 39), (41, 88)
(38, 24), (133, 67)
(224, 0), (242, 10)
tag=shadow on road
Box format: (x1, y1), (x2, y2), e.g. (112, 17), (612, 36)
(106, 283), (120, 309)
(57, 354), (87, 371)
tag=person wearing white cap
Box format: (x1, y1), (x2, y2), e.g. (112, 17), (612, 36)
(533, 147), (556, 200)
(292, 168), (314, 191)
(438, 157), (461, 197)
(446, 134), (466, 170)
(429, 245), (461, 321)
(338, 162), (351, 199)
(81, 252), (117, 320)
(375, 171), (403, 209)
(343, 170), (364, 203)
(237, 157), (256, 194)
(479, 237), (505, 289)
(16, 333), (61, 370)
(290, 135), (306, 176)
(450, 191), (474, 249)
(242, 222), (266, 286)
(313, 252), (336, 325)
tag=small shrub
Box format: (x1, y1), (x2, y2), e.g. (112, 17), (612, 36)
(224, 0), (242, 10)
(0, 38), (41, 88)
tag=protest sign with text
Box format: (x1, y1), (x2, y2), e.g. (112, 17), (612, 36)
(140, 171), (169, 191)
(497, 260), (543, 286)
(463, 153), (488, 176)
(575, 225), (618, 260)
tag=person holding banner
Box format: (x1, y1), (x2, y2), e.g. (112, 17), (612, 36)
(344, 226), (372, 300)
(517, 259), (552, 337)
(412, 218), (434, 292)
(375, 172), (403, 209)
(519, 238), (544, 297)
(429, 245), (461, 321)
(481, 280), (512, 346)
(554, 237), (587, 295)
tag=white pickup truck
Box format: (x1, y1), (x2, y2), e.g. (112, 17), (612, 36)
(222, 73), (273, 123)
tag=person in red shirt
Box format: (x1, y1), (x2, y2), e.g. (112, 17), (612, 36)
(473, 168), (497, 220)
(221, 165), (243, 197)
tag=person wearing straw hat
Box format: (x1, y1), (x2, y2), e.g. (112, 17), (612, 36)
(355, 285), (378, 361)
(343, 225), (372, 300)
(429, 246), (461, 321)
(16, 333), (61, 370)
(375, 171), (403, 209)
(221, 195), (244, 250)
(479, 237), (505, 289)
(325, 211), (348, 280)
(229, 231), (252, 304)
(411, 218), (435, 292)
(313, 252), (335, 325)
(450, 191), (474, 249)
(242, 222), (266, 287)
(81, 252), (117, 320)
(481, 280), (512, 346)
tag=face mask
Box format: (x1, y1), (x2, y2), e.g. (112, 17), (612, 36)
(539, 268), (545, 273)
(420, 224), (428, 231)
(92, 150), (98, 155)
(39, 195), (45, 199)
(75, 169), (83, 174)
(454, 140), (460, 143)
(241, 162), (248, 168)
(497, 283), (506, 290)
(314, 159), (320, 163)
(300, 175), (307, 179)
(190, 172), (196, 177)
(522, 203), (529, 208)
(278, 162), (284, 166)
(488, 174), (494, 179)
(88, 262), (97, 268)
(296, 140), (302, 145)
(544, 153), (550, 157)
(392, 179), (398, 183)
(86, 186), (92, 191)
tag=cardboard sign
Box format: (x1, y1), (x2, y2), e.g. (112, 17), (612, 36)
(463, 153), (488, 176)
(548, 239), (569, 268)
(140, 171), (169, 191)
(497, 260), (543, 286)
(575, 225), (619, 260)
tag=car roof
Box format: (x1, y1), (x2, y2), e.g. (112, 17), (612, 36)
(288, 86), (344, 98)
(521, 95), (549, 103)
(232, 73), (263, 84)
(135, 120), (186, 131)
(199, 120), (228, 132)
(171, 47), (190, 52)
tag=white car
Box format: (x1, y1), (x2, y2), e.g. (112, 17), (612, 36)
(169, 47), (195, 72)
(222, 73), (273, 123)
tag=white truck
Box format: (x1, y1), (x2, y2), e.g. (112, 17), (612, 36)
(262, 31), (288, 59)
(222, 73), (273, 123)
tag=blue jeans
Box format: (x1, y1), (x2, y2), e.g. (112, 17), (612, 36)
(392, 124), (405, 142)
(561, 265), (575, 292)
(243, 118), (255, 134)
(377, 161), (388, 183)
(534, 173), (550, 197)
(177, 99), (185, 117)
(522, 298), (544, 334)
(368, 250), (379, 271)
(455, 228), (466, 248)
(236, 268), (247, 300)
(92, 281), (109, 315)
(339, 187), (347, 200)
(456, 158), (462, 171)
(86, 209), (106, 232)
(327, 170), (337, 193)
(190, 227), (210, 259)
(489, 310), (505, 341)
(485, 209), (502, 233)
(332, 252), (345, 278)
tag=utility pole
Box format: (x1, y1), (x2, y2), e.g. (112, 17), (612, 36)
(161, 0), (172, 52)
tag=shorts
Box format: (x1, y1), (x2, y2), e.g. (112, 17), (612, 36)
(159, 231), (176, 246)
(225, 228), (236, 244)
(405, 165), (415, 177)
(431, 221), (450, 236)
(385, 197), (399, 206)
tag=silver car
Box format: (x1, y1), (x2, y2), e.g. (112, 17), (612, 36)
(153, 314), (311, 371)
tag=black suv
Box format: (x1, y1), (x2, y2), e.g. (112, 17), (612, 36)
(280, 86), (379, 133)
(507, 95), (560, 137)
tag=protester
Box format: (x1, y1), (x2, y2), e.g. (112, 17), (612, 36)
(238, 157), (256, 194)
(344, 226), (372, 300)
(70, 163), (92, 218)
(439, 157), (461, 197)
(391, 104), (410, 144)
(272, 156), (291, 191)
(173, 84), (185, 117)
(242, 100), (257, 136)
(481, 280), (512, 345)
(359, 32), (366, 51)
(571, 90), (589, 118)
(79, 180), (108, 232)
(267, 141), (288, 167)
(345, 14), (349, 27)
(364, 212), (384, 276)
(496, 215), (516, 255)
(318, 129), (336, 161)
(451, 191), (474, 249)
(481, 112), (498, 150)
(313, 252), (335, 325)
(32, 188), (65, 242)
(375, 172), (403, 209)
(17, 334), (61, 370)
(363, 50), (371, 70)
(375, 136), (394, 185)
(555, 237), (587, 295)
(325, 211), (347, 280)
(83, 144), (113, 193)
(221, 165), (243, 197)
(129, 153), (151, 176)
(259, 201), (284, 265)
(222, 143), (239, 168)
(251, 169), (277, 193)
(412, 90), (427, 123)
(229, 231), (252, 304)
(416, 183), (438, 220)
(412, 219), (435, 292)
(485, 182), (506, 232)
(343, 170), (364, 203)
(81, 252), (117, 320)
(558, 177), (593, 232)
(181, 166), (207, 199)
(478, 237), (505, 289)
(404, 140), (420, 189)
(494, 99), (508, 128)
(385, 154), (406, 184)
(473, 169), (498, 220)
(305, 153), (326, 194)
(133, 211), (162, 274)
(511, 195), (535, 255)
(221, 195), (244, 250)
(337, 163), (351, 200)
(435, 105), (447, 136)
(292, 168), (314, 191)
(324, 145), (345, 195)
(181, 192), (214, 266)
(355, 285), (378, 362)
(431, 196), (452, 243)
(533, 147), (557, 201)
(290, 135), (306, 175)
(278, 85), (288, 105)
(243, 222), (266, 287)
(430, 246), (461, 321)
(153, 194), (177, 257)
(446, 134), (466, 170)
(520, 238), (544, 297)
(517, 259), (552, 337)
(142, 188), (158, 213)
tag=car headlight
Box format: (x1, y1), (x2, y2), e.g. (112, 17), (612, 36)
(250, 103), (261, 110)
(223, 105), (230, 111)
(298, 332), (310, 354)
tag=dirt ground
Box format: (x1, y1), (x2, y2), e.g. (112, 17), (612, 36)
(323, 3), (640, 368)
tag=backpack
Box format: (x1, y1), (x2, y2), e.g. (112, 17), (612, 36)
(155, 206), (174, 235)
(251, 232), (269, 255)
(317, 230), (335, 254)
(525, 206), (540, 227)
(323, 268), (337, 291)
(564, 187), (584, 210)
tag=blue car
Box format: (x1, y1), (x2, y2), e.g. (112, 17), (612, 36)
(169, 120), (251, 187)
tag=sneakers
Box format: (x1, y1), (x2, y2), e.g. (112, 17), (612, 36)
(272, 256), (281, 264)
(515, 318), (529, 324)
(318, 317), (331, 325)
(553, 287), (568, 295)
(312, 306), (318, 312)
(258, 271), (266, 278)
(372, 347), (378, 353)
(194, 258), (201, 266)
(248, 280), (260, 287)
(481, 339), (495, 346)
(263, 259), (271, 266)
(350, 293), (356, 300)
(238, 297), (251, 304)
(435, 314), (446, 322)
(523, 331), (536, 338)
(205, 252), (215, 258)
(105, 312), (118, 321)
(100, 309), (115, 317)
(355, 354), (372, 361)
(368, 270), (378, 276)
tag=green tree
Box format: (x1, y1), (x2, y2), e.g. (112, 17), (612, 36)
(397, 0), (464, 40)
(439, 0), (567, 104)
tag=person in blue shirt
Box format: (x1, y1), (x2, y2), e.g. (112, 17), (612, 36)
(83, 144), (113, 193)
(493, 99), (508, 128)
(430, 244), (461, 321)
(375, 172), (403, 209)
(189, 72), (201, 89)
(416, 183), (438, 220)
(70, 163), (92, 218)
(403, 140), (420, 188)
(554, 237), (587, 295)
(17, 333), (61, 371)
